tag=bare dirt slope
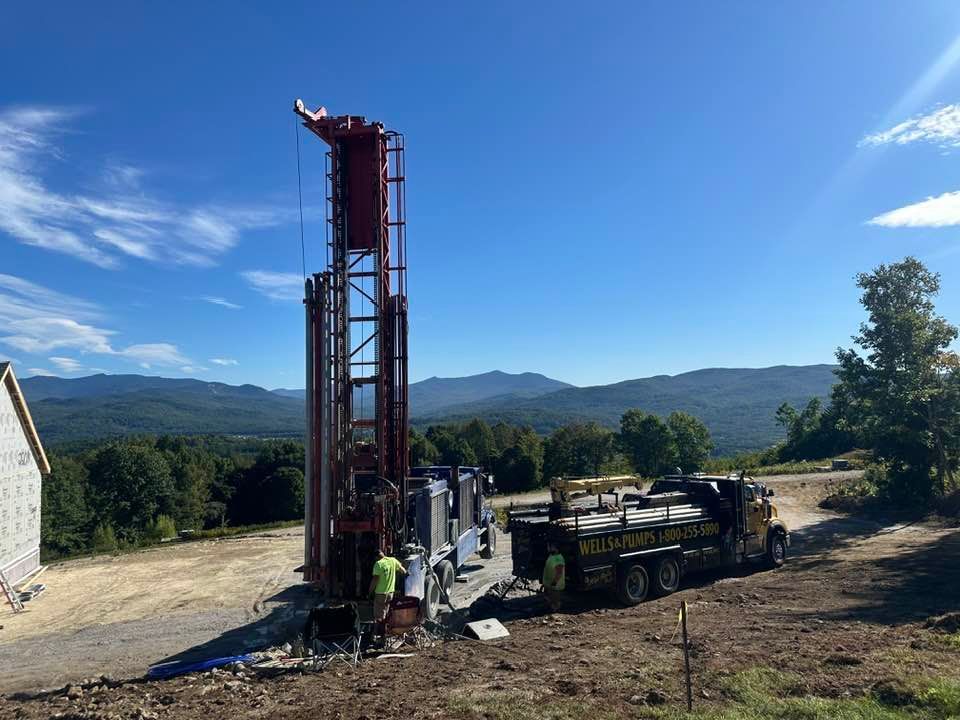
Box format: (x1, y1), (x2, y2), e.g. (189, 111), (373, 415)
(0, 528), (305, 692)
(4, 472), (960, 720)
(0, 525), (513, 695)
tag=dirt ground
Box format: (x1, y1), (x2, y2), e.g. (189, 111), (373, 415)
(0, 522), (513, 695)
(3, 470), (960, 720)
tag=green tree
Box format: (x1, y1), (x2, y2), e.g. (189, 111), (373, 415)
(491, 422), (518, 454)
(620, 410), (677, 477)
(544, 422), (615, 478)
(409, 428), (440, 466)
(442, 438), (478, 466)
(86, 443), (174, 543)
(229, 440), (304, 524)
(667, 411), (713, 472)
(493, 426), (544, 492)
(837, 257), (960, 501)
(461, 419), (496, 467)
(41, 454), (90, 557)
(262, 467), (305, 521)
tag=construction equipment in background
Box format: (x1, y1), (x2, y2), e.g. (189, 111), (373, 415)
(549, 475), (641, 505)
(295, 100), (497, 622)
(508, 473), (790, 604)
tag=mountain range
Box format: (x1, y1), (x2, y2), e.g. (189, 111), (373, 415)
(18, 365), (838, 454)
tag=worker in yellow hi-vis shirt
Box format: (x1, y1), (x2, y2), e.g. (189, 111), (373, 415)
(369, 549), (407, 632)
(542, 542), (566, 611)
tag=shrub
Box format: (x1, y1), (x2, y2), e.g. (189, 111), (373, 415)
(144, 514), (177, 542)
(90, 523), (118, 552)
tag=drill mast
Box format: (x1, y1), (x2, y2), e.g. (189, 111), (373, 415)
(297, 100), (409, 600)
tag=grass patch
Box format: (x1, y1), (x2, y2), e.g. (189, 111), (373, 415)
(643, 669), (960, 720)
(704, 455), (865, 477)
(448, 689), (618, 720)
(43, 520), (303, 565)
(189, 519), (302, 540)
(930, 633), (960, 651)
(749, 458), (865, 476)
(446, 670), (960, 720)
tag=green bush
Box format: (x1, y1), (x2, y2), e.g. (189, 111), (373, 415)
(90, 523), (118, 553)
(144, 514), (177, 542)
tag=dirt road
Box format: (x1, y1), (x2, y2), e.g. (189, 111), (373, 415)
(4, 470), (959, 720)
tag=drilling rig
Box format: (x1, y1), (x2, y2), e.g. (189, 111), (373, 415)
(295, 100), (497, 620)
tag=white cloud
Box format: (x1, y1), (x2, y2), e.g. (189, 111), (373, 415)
(241, 270), (304, 301)
(0, 105), (292, 268)
(202, 296), (242, 310)
(102, 162), (144, 190)
(49, 356), (84, 373)
(209, 357), (238, 366)
(118, 343), (191, 366)
(861, 104), (960, 149)
(179, 365), (207, 374)
(868, 190), (960, 227)
(2, 317), (115, 354)
(27, 368), (55, 377)
(0, 272), (195, 370)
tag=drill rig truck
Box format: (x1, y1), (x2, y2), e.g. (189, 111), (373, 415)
(508, 473), (789, 604)
(295, 100), (497, 622)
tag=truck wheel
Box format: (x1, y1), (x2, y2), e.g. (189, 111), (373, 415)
(615, 563), (649, 606)
(767, 532), (787, 568)
(421, 574), (441, 620)
(436, 560), (455, 598)
(480, 523), (496, 559)
(652, 555), (681, 597)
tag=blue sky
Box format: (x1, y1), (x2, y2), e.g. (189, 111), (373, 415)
(4, 3), (960, 388)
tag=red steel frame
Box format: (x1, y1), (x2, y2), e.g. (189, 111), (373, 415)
(297, 101), (408, 599)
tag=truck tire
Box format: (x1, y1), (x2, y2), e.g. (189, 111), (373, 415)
(480, 522), (496, 559)
(767, 532), (787, 568)
(615, 563), (649, 606)
(651, 555), (681, 597)
(436, 560), (455, 598)
(421, 574), (441, 621)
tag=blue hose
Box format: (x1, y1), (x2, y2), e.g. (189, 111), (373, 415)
(146, 654), (256, 680)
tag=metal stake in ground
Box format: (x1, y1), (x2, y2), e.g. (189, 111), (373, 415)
(681, 600), (692, 712)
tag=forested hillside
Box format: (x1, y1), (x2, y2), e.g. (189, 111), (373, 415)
(416, 365), (839, 454)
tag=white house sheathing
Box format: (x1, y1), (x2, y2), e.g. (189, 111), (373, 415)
(0, 363), (49, 587)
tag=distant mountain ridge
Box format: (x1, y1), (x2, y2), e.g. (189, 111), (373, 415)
(407, 370), (573, 415)
(19, 365), (838, 454)
(20, 370), (572, 446)
(269, 370), (571, 411)
(413, 365), (839, 455)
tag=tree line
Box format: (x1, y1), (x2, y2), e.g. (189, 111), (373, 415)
(412, 410), (714, 493)
(41, 436), (305, 559)
(41, 410), (715, 558)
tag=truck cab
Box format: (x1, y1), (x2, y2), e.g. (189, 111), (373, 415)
(652, 474), (789, 567)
